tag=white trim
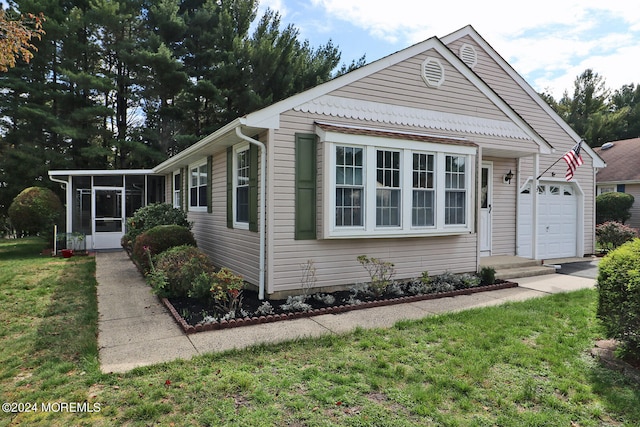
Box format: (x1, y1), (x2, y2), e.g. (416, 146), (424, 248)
(441, 25), (605, 168)
(49, 169), (154, 176)
(188, 160), (208, 212)
(323, 136), (475, 239)
(480, 161), (493, 255)
(300, 96), (533, 141)
(232, 143), (251, 230)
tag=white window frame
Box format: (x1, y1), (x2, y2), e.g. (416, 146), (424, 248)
(322, 132), (475, 239)
(188, 161), (208, 212)
(597, 185), (615, 195)
(233, 143), (250, 229)
(172, 171), (181, 209)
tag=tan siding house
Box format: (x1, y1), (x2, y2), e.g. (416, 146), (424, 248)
(52, 26), (604, 299)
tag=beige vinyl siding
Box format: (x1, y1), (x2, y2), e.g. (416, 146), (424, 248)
(187, 149), (261, 286)
(485, 157), (517, 255)
(447, 35), (596, 255)
(331, 50), (509, 122)
(269, 110), (479, 294)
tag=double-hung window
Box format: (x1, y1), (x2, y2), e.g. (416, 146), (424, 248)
(173, 172), (181, 208)
(325, 133), (474, 238)
(412, 153), (435, 227)
(189, 163), (207, 210)
(234, 145), (250, 227)
(376, 150), (401, 227)
(335, 146), (364, 227)
(445, 155), (466, 225)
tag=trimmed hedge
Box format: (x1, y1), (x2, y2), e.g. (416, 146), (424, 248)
(8, 187), (63, 241)
(153, 245), (215, 298)
(596, 192), (635, 225)
(123, 203), (191, 250)
(133, 225), (196, 273)
(597, 238), (640, 361)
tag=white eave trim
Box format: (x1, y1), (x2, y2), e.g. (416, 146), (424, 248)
(297, 95), (532, 141)
(48, 169), (155, 176)
(441, 25), (604, 167)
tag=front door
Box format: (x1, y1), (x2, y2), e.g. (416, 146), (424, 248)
(92, 187), (125, 250)
(480, 162), (492, 255)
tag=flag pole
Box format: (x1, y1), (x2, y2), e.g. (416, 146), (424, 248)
(536, 156), (564, 180)
(536, 139), (585, 180)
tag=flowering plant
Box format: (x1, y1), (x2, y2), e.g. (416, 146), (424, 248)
(210, 267), (244, 317)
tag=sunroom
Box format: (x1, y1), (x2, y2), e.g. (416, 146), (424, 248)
(48, 170), (165, 250)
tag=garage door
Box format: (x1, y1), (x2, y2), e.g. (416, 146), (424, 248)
(518, 182), (578, 259)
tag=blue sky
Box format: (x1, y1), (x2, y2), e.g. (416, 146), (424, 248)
(258, 0), (640, 99)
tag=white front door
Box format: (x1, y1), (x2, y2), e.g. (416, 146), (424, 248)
(92, 187), (125, 250)
(480, 162), (492, 255)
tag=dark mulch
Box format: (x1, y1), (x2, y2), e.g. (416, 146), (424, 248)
(164, 280), (518, 334)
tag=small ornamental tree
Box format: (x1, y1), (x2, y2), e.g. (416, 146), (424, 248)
(123, 203), (191, 250)
(596, 238), (640, 362)
(8, 187), (63, 241)
(596, 221), (638, 253)
(596, 192), (635, 224)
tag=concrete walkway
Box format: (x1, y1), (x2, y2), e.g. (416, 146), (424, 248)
(96, 250), (596, 373)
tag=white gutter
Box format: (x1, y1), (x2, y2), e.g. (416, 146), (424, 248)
(235, 126), (267, 300)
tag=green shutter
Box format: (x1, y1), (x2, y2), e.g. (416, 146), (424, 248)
(248, 144), (259, 232)
(207, 155), (213, 213)
(295, 133), (317, 240)
(226, 147), (233, 228)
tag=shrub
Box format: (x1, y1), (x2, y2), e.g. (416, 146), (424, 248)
(596, 192), (635, 224)
(210, 267), (245, 317)
(596, 221), (638, 253)
(8, 187), (63, 242)
(596, 238), (640, 361)
(153, 245), (215, 298)
(123, 203), (191, 250)
(133, 225), (197, 273)
(357, 255), (396, 297)
(479, 266), (496, 286)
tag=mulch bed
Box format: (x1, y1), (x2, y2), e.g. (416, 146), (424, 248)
(162, 280), (519, 334)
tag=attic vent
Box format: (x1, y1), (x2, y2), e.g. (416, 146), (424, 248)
(601, 142), (614, 150)
(421, 57), (445, 88)
(459, 43), (477, 68)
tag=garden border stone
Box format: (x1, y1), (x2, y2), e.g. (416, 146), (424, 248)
(161, 281), (519, 334)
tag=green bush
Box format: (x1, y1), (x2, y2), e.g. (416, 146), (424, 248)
(597, 238), (640, 361)
(596, 192), (635, 224)
(123, 203), (191, 250)
(153, 245), (215, 298)
(133, 225), (196, 273)
(479, 266), (496, 286)
(8, 187), (63, 242)
(596, 221), (638, 253)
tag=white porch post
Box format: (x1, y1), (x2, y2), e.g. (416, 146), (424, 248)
(476, 146), (482, 272)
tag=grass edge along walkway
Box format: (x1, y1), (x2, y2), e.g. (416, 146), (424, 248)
(1, 238), (639, 426)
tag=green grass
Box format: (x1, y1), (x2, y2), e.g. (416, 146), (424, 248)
(1, 238), (639, 426)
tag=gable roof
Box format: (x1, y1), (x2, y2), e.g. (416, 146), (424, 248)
(594, 138), (640, 183)
(441, 25), (606, 168)
(243, 34), (552, 154)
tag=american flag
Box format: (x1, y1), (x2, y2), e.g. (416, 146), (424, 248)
(563, 141), (584, 181)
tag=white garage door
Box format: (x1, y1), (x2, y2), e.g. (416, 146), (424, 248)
(518, 182), (578, 259)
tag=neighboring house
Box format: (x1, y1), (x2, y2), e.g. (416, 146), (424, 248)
(594, 137), (640, 229)
(49, 25), (605, 298)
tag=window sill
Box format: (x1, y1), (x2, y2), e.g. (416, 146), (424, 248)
(324, 227), (472, 239)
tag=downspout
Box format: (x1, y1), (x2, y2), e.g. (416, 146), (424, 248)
(235, 126), (267, 300)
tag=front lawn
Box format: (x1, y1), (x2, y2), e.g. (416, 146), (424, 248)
(1, 238), (639, 426)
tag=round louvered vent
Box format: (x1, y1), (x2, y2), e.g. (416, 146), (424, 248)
(421, 57), (445, 88)
(459, 43), (477, 68)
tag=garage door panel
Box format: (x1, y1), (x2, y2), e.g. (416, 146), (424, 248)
(518, 181), (578, 259)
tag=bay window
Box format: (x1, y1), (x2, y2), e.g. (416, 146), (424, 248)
(325, 137), (474, 238)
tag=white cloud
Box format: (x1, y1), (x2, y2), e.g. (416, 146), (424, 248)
(267, 1), (640, 98)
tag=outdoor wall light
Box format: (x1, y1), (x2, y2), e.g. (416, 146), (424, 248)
(504, 169), (514, 184)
